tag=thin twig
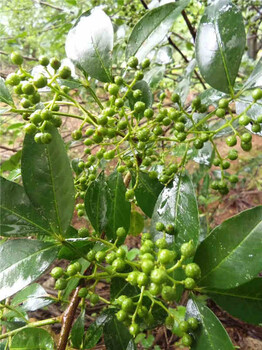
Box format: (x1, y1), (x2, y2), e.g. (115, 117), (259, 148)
(182, 10), (196, 41)
(31, 0), (65, 12)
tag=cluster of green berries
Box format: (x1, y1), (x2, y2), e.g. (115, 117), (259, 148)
(50, 261), (82, 291)
(6, 52), (71, 144)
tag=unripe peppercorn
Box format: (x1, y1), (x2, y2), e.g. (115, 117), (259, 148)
(11, 51), (23, 65)
(127, 56), (138, 68)
(50, 57), (61, 70)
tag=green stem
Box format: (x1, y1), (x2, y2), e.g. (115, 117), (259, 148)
(0, 318), (60, 340)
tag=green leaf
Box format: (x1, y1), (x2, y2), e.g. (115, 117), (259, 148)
(168, 306), (186, 337)
(194, 206), (262, 289)
(71, 310), (85, 349)
(129, 211), (144, 236)
(186, 297), (235, 350)
(0, 177), (51, 237)
(206, 278), (262, 325)
(65, 8), (113, 82)
(11, 283), (51, 312)
(126, 0), (189, 62)
(21, 126), (75, 235)
(85, 172), (131, 240)
(106, 171), (131, 240)
(103, 313), (135, 350)
(128, 81), (153, 112)
(0, 77), (14, 106)
(10, 328), (54, 350)
(134, 171), (164, 218)
(243, 57), (262, 90)
(176, 59), (196, 105)
(151, 172), (199, 249)
(196, 0), (245, 94)
(58, 238), (93, 260)
(84, 322), (103, 349)
(85, 172), (108, 234)
(0, 150), (21, 173)
(144, 65), (165, 89)
(110, 277), (139, 301)
(0, 239), (58, 301)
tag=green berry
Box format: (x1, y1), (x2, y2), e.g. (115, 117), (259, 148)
(180, 241), (195, 258)
(241, 141), (252, 152)
(213, 158), (220, 166)
(90, 293), (99, 305)
(78, 227), (89, 237)
(108, 83), (119, 96)
(86, 250), (96, 262)
(116, 227), (126, 238)
(185, 263), (201, 279)
(95, 250), (106, 263)
(50, 57), (61, 70)
(134, 101), (145, 113)
(126, 271), (139, 285)
(161, 285), (176, 301)
(33, 74), (47, 88)
(141, 259), (154, 274)
(22, 82), (35, 95)
(252, 88), (262, 101)
(128, 56), (138, 68)
(171, 93), (180, 103)
(141, 58), (150, 69)
(72, 130), (82, 140)
(226, 135), (237, 147)
(59, 66), (71, 79)
(66, 264), (78, 276)
(158, 249), (175, 265)
(78, 287), (88, 298)
(137, 272), (149, 287)
(144, 108), (154, 119)
(129, 323), (139, 336)
(55, 278), (67, 290)
(155, 222), (165, 231)
(228, 149), (238, 160)
(116, 247), (126, 259)
(41, 133), (52, 144)
(116, 310), (128, 322)
(216, 108), (226, 118)
(6, 73), (20, 86)
(188, 317), (199, 330)
(41, 109), (53, 121)
(150, 268), (167, 284)
(121, 298), (134, 313)
(125, 189), (135, 201)
(39, 56), (49, 66)
(181, 334), (193, 347)
(155, 238), (167, 249)
(218, 98), (229, 108)
(133, 89), (142, 99)
(193, 139), (204, 149)
(24, 123), (37, 135)
(239, 114), (251, 126)
(229, 175), (239, 183)
(221, 160), (230, 169)
(241, 132), (252, 143)
(114, 76), (124, 85)
(179, 320), (189, 332)
(148, 282), (161, 296)
(112, 258), (126, 271)
(11, 51), (23, 65)
(252, 123), (261, 133)
(50, 267), (64, 279)
(135, 71), (144, 80)
(257, 115), (262, 123)
(184, 277), (196, 290)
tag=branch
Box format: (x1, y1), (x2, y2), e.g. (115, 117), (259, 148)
(139, 0), (148, 9)
(181, 10), (196, 41)
(168, 37), (206, 89)
(31, 0), (65, 11)
(0, 50), (38, 62)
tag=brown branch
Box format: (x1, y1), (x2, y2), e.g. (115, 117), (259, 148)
(31, 0), (65, 11)
(181, 10), (196, 41)
(57, 286), (81, 350)
(0, 145), (19, 152)
(168, 37), (206, 89)
(139, 0), (148, 9)
(0, 50), (37, 62)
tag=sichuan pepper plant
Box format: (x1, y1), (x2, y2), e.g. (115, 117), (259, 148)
(1, 1), (262, 349)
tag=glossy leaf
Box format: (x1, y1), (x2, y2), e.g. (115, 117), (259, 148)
(110, 277), (139, 301)
(71, 310), (85, 348)
(65, 8), (113, 82)
(186, 297), (235, 350)
(106, 171), (131, 240)
(0, 177), (51, 237)
(0, 77), (14, 106)
(206, 277), (262, 325)
(128, 80), (153, 111)
(144, 65), (165, 88)
(151, 172), (199, 249)
(85, 172), (131, 240)
(126, 0), (189, 62)
(0, 239), (58, 301)
(176, 59), (196, 105)
(195, 206), (262, 289)
(84, 322), (103, 349)
(21, 126), (75, 235)
(10, 328), (54, 350)
(11, 283), (51, 311)
(58, 238), (93, 260)
(134, 171), (164, 217)
(129, 211), (144, 236)
(196, 0), (245, 94)
(243, 57), (262, 90)
(103, 314), (135, 350)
